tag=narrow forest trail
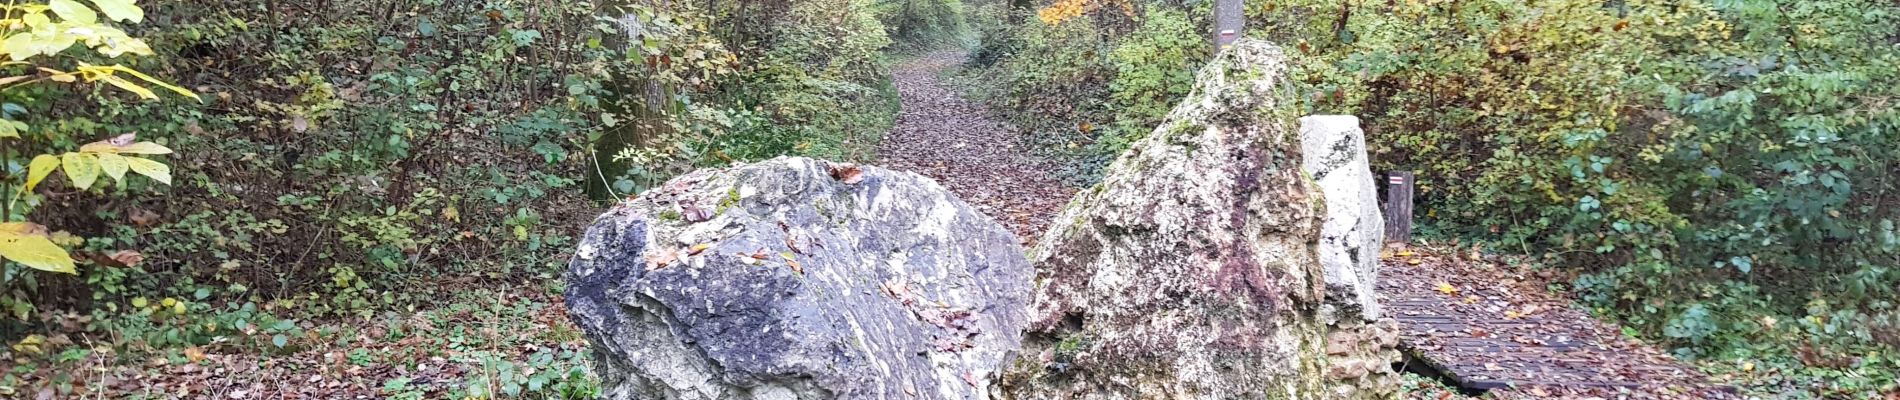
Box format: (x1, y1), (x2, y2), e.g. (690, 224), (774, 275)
(878, 51), (1075, 245)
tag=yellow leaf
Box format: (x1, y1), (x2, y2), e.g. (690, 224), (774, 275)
(87, 0), (143, 23)
(96, 74), (156, 100)
(61, 152), (100, 190)
(0, 222), (75, 274)
(0, 119), (23, 137)
(79, 138), (172, 154)
(44, 70), (75, 83)
(124, 156), (169, 185)
(82, 64), (194, 100)
(1741, 361), (1754, 372)
(95, 153), (128, 183)
(48, 0), (97, 24)
(117, 141), (172, 154)
(25, 154), (58, 192)
(11, 334), (44, 354)
(1435, 282), (1459, 295)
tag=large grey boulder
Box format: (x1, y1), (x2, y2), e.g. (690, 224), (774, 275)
(565, 157), (1033, 400)
(1299, 115), (1385, 321)
(997, 39), (1342, 399)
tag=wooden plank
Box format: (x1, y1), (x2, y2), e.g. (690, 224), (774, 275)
(1384, 171), (1414, 244)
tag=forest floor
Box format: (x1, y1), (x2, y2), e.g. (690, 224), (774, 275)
(878, 51), (1076, 245)
(4, 283), (595, 399)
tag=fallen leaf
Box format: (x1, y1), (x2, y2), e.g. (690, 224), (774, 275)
(787, 259), (802, 274)
(829, 163), (865, 184)
(107, 249), (145, 267)
(688, 243), (714, 256)
(1436, 282), (1459, 295)
(644, 248), (681, 271)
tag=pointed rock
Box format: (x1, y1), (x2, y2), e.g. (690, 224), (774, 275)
(998, 39), (1335, 399)
(1299, 115), (1385, 321)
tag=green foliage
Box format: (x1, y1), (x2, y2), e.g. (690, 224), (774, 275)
(597, 0), (901, 196)
(1101, 8), (1202, 153)
(877, 0), (970, 50)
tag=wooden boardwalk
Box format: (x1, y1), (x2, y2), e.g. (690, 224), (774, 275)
(1378, 250), (1737, 398)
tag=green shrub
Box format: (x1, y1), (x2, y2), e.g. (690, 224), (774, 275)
(1103, 8), (1204, 153)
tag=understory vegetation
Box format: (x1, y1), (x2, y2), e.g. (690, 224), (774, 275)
(0, 0), (965, 397)
(960, 0), (1899, 397)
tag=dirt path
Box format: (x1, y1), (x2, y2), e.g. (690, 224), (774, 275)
(878, 51), (1074, 245)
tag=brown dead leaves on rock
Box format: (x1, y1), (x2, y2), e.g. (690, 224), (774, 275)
(877, 51), (1073, 246)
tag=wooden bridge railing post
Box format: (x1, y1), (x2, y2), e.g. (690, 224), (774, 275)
(1385, 171), (1414, 245)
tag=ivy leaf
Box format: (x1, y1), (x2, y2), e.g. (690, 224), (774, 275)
(48, 0), (97, 24)
(95, 153), (129, 183)
(87, 0), (142, 23)
(0, 222), (75, 274)
(61, 152), (100, 190)
(25, 154), (58, 192)
(124, 157), (170, 185)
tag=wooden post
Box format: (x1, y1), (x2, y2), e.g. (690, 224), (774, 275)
(1213, 0), (1245, 50)
(1385, 171), (1414, 245)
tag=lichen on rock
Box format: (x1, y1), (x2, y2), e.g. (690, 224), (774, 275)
(998, 39), (1331, 399)
(995, 39), (1401, 400)
(565, 157), (1033, 400)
